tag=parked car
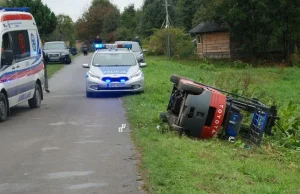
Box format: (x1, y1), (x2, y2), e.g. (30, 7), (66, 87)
(43, 41), (72, 64)
(114, 41), (147, 65)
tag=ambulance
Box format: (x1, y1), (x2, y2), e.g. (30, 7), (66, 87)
(0, 7), (45, 122)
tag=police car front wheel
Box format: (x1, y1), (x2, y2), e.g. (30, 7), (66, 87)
(0, 93), (8, 122)
(28, 84), (42, 108)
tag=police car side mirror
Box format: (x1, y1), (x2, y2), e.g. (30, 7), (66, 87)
(4, 50), (14, 65)
(139, 62), (147, 67)
(82, 63), (89, 68)
(142, 49), (147, 52)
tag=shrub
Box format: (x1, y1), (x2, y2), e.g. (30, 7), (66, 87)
(275, 101), (300, 149)
(147, 28), (194, 59)
(116, 27), (134, 41)
(229, 60), (252, 69)
(290, 53), (300, 67)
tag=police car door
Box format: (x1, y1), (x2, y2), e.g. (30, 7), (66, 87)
(0, 32), (18, 107)
(9, 30), (33, 103)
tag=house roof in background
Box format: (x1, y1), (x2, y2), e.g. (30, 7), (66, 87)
(189, 22), (225, 34)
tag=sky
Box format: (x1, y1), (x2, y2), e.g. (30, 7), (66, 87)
(42, 0), (144, 22)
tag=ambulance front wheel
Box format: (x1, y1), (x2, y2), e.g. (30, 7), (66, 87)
(0, 93), (8, 122)
(28, 83), (42, 108)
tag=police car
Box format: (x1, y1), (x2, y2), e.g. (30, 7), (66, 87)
(0, 7), (45, 122)
(82, 44), (146, 97)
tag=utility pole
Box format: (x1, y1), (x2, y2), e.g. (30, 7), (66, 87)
(165, 0), (170, 28)
(163, 0), (171, 57)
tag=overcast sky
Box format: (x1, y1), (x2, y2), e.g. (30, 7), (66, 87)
(42, 0), (144, 22)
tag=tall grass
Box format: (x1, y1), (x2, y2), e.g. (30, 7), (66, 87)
(123, 56), (300, 194)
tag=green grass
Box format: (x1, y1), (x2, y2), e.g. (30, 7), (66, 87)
(47, 54), (80, 78)
(47, 63), (65, 78)
(123, 56), (300, 194)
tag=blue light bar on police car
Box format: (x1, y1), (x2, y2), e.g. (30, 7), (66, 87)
(94, 44), (132, 50)
(95, 44), (105, 49)
(0, 7), (30, 12)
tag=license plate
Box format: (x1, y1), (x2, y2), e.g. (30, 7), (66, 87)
(108, 83), (125, 87)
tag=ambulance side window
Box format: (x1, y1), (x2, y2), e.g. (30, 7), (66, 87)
(0, 33), (13, 71)
(9, 30), (30, 61)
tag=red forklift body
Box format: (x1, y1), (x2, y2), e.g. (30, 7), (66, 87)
(162, 74), (279, 146)
(200, 88), (227, 138)
(168, 78), (227, 138)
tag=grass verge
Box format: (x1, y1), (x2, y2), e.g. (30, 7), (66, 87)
(47, 54), (80, 78)
(47, 63), (65, 78)
(123, 56), (300, 194)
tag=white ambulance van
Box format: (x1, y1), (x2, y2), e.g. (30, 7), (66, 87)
(0, 7), (45, 122)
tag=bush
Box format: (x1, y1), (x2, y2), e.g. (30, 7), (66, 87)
(275, 101), (300, 149)
(147, 28), (194, 59)
(229, 60), (252, 69)
(116, 27), (134, 41)
(290, 53), (300, 67)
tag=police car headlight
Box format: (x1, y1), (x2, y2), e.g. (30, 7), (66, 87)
(61, 53), (68, 56)
(87, 71), (100, 79)
(131, 70), (142, 78)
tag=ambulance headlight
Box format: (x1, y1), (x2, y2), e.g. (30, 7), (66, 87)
(131, 70), (142, 78)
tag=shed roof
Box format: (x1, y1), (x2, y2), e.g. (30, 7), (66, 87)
(189, 22), (225, 34)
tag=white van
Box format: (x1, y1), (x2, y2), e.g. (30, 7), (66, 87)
(0, 7), (45, 122)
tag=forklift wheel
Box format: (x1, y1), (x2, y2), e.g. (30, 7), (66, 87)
(170, 74), (181, 85)
(177, 81), (204, 95)
(178, 128), (184, 137)
(160, 112), (168, 122)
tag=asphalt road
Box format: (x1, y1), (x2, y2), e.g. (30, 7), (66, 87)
(0, 55), (145, 194)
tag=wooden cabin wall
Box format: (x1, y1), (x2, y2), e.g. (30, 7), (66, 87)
(197, 32), (231, 59)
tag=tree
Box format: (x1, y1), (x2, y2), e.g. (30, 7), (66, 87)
(48, 14), (76, 46)
(0, 0), (7, 6)
(120, 4), (136, 31)
(76, 0), (120, 42)
(116, 4), (138, 40)
(139, 0), (177, 36)
(6, 0), (57, 39)
(175, 0), (201, 31)
(192, 0), (300, 61)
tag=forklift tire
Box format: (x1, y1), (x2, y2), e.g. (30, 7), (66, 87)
(177, 81), (204, 95)
(178, 128), (184, 137)
(160, 112), (168, 122)
(170, 74), (193, 85)
(170, 74), (181, 85)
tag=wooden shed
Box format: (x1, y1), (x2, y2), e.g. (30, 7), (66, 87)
(189, 22), (231, 59)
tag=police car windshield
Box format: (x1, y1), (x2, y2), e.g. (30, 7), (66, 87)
(44, 43), (66, 50)
(93, 53), (136, 66)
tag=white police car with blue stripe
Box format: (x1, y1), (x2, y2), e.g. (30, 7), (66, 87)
(82, 44), (146, 97)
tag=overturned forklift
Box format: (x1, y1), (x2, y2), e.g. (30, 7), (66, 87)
(160, 75), (280, 146)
